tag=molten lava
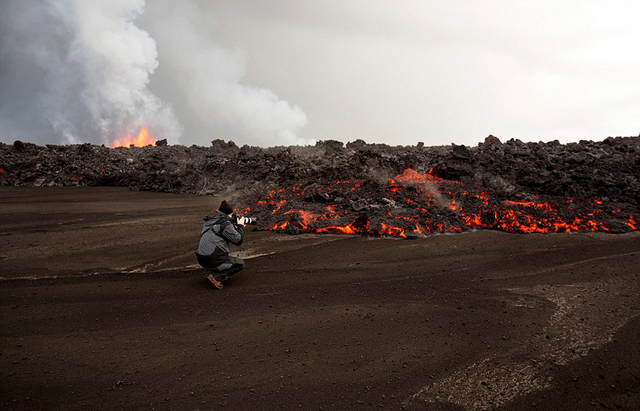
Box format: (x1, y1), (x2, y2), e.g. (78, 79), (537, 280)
(246, 168), (639, 238)
(112, 128), (156, 148)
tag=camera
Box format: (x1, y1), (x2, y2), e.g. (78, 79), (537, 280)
(234, 214), (257, 225)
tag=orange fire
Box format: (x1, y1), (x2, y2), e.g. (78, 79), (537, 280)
(248, 168), (639, 237)
(112, 128), (156, 148)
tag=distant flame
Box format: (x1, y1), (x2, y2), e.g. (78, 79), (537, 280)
(112, 128), (156, 148)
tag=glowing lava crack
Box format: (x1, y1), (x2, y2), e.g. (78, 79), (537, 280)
(246, 169), (638, 237)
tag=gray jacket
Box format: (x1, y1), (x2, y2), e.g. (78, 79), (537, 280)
(197, 211), (244, 264)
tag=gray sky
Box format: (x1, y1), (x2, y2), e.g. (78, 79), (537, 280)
(1, 0), (639, 147)
(183, 0), (639, 147)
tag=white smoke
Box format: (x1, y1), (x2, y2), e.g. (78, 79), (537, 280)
(141, 0), (310, 147)
(0, 0), (308, 147)
(0, 0), (181, 145)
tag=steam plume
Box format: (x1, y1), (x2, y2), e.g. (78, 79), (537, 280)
(0, 0), (308, 147)
(0, 0), (181, 145)
(142, 1), (310, 147)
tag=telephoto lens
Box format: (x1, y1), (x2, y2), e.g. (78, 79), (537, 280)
(236, 215), (257, 225)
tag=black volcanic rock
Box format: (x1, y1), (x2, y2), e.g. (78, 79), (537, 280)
(479, 134), (502, 150)
(451, 144), (472, 160)
(0, 137), (639, 214)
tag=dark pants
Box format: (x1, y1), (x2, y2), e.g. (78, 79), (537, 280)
(196, 253), (245, 281)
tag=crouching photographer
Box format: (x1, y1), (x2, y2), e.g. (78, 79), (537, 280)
(195, 200), (254, 289)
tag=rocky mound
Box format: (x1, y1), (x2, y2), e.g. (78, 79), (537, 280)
(2, 136), (639, 235)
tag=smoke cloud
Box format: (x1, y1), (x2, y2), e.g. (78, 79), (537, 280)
(0, 0), (309, 147)
(0, 0), (181, 145)
(141, 1), (309, 147)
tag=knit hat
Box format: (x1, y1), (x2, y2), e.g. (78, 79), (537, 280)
(218, 200), (234, 215)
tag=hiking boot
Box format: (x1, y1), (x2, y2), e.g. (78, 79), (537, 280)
(207, 274), (224, 290)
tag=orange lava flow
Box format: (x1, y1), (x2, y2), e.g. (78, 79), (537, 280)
(248, 168), (639, 237)
(112, 128), (156, 148)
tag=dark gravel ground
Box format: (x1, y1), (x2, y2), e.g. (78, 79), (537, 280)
(1, 187), (639, 410)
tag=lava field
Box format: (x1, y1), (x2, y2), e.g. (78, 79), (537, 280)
(2, 135), (639, 237)
(245, 168), (638, 236)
